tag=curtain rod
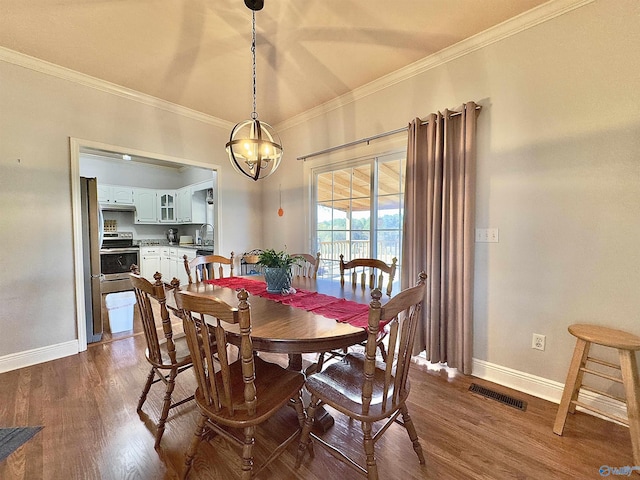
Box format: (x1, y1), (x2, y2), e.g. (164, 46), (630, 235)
(296, 104), (481, 161)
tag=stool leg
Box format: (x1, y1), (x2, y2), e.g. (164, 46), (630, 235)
(554, 339), (590, 435)
(618, 349), (640, 466)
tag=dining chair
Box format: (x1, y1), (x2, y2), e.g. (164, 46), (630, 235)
(338, 255), (398, 360)
(295, 272), (428, 480)
(129, 271), (194, 448)
(290, 252), (321, 279)
(339, 254), (398, 297)
(175, 288), (308, 480)
(184, 251), (234, 283)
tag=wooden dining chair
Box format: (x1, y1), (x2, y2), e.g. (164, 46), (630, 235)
(340, 254), (398, 297)
(295, 272), (428, 480)
(338, 255), (398, 360)
(184, 251), (234, 283)
(175, 288), (308, 480)
(129, 271), (194, 448)
(290, 252), (321, 278)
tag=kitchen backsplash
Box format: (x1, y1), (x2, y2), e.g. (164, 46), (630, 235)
(102, 210), (203, 241)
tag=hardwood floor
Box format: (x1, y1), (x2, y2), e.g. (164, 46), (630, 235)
(0, 331), (635, 479)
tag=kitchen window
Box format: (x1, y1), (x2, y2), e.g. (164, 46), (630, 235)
(312, 151), (405, 282)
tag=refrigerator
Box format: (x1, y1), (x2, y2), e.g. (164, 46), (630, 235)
(80, 177), (104, 343)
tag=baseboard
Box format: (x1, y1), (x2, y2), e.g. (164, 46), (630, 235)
(0, 341), (79, 373)
(472, 358), (629, 425)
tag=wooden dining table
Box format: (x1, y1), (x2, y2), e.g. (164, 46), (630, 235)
(169, 275), (374, 432)
(171, 275), (372, 370)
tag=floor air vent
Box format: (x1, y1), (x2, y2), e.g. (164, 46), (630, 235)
(469, 383), (527, 411)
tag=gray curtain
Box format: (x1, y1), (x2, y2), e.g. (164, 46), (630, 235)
(401, 102), (479, 375)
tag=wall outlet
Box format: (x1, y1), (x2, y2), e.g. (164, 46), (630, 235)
(532, 333), (546, 351)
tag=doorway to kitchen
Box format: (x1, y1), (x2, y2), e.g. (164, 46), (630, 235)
(70, 138), (222, 351)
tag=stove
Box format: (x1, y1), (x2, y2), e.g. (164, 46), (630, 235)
(100, 232), (139, 293)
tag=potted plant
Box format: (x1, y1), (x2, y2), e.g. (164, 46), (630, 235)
(258, 249), (301, 293)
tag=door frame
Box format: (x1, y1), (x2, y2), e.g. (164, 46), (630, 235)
(70, 137), (222, 351)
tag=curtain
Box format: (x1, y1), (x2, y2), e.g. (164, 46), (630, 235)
(401, 102), (479, 375)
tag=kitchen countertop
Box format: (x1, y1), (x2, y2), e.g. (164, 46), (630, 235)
(136, 240), (213, 251)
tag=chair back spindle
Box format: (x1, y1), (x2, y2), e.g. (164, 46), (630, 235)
(290, 252), (321, 279)
(340, 254), (398, 296)
(184, 252), (235, 284)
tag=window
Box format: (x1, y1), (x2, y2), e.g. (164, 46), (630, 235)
(313, 152), (405, 281)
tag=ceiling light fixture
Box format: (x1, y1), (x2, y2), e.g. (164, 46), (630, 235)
(225, 0), (283, 181)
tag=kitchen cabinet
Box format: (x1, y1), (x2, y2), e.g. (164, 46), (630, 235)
(177, 247), (196, 285)
(98, 184), (134, 205)
(157, 191), (176, 223)
(133, 188), (157, 223)
(176, 184), (208, 225)
(140, 247), (161, 282)
(106, 181), (211, 225)
(160, 247), (178, 281)
(176, 187), (192, 223)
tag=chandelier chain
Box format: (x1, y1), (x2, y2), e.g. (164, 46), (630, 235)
(251, 11), (257, 120)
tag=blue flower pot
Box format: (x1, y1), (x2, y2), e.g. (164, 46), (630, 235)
(264, 267), (292, 293)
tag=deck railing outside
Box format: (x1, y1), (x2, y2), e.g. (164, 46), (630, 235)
(317, 240), (400, 284)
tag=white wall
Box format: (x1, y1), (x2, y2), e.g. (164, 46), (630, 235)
(0, 55), (263, 364)
(268, 0), (640, 392)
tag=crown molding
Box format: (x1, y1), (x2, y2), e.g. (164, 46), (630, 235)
(0, 0), (593, 133)
(276, 0), (594, 132)
(0, 46), (234, 130)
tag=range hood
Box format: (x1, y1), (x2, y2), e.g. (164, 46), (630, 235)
(100, 203), (136, 212)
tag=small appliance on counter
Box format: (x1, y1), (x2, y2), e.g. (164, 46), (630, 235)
(179, 235), (193, 245)
(166, 228), (178, 245)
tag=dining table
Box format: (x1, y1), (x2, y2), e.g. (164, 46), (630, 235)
(169, 274), (376, 431)
(172, 274), (373, 369)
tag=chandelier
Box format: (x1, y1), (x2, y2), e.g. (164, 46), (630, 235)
(225, 0), (283, 181)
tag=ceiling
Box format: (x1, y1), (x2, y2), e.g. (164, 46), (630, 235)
(1, 0), (549, 126)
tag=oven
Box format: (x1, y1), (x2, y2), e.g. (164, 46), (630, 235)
(100, 232), (139, 294)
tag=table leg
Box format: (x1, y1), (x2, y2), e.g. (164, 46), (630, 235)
(287, 353), (335, 433)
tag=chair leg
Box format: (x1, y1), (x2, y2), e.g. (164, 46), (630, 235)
(619, 349), (640, 466)
(183, 413), (207, 480)
(377, 342), (388, 361)
(553, 339), (590, 435)
(296, 395), (320, 468)
(155, 367), (178, 448)
(138, 367), (156, 412)
(400, 403), (425, 464)
(290, 391), (306, 428)
(241, 426), (256, 480)
(361, 421), (378, 480)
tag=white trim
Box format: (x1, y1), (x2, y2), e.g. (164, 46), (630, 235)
(70, 137), (222, 351)
(0, 341), (78, 373)
(472, 358), (628, 426)
(0, 47), (234, 130)
(276, 0), (595, 132)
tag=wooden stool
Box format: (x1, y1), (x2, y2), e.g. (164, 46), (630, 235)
(553, 324), (640, 465)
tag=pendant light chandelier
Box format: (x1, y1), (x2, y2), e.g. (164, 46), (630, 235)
(226, 0), (283, 181)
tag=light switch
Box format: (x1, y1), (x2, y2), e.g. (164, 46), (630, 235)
(475, 228), (499, 243)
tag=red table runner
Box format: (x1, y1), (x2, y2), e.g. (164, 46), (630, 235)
(204, 277), (373, 329)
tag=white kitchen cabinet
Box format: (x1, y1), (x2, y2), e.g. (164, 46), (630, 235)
(189, 182), (209, 225)
(140, 247), (161, 282)
(160, 247), (178, 281)
(133, 188), (157, 223)
(176, 187), (192, 223)
(157, 190), (176, 223)
(176, 247), (196, 285)
(98, 184), (134, 205)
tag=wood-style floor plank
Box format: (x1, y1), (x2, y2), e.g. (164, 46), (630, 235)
(0, 318), (635, 479)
